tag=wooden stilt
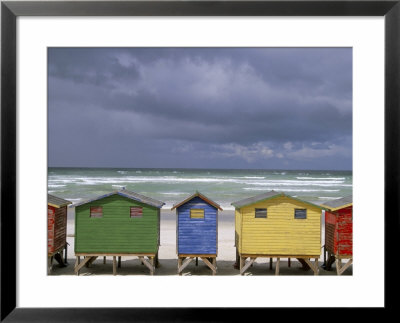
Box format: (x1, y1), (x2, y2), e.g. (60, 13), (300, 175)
(337, 258), (352, 275)
(239, 257), (245, 275)
(103, 256), (106, 264)
(178, 257), (194, 274)
(178, 258), (183, 275)
(212, 257), (217, 275)
(118, 256), (121, 268)
(64, 244), (68, 264)
(150, 257), (155, 275)
(323, 245), (327, 267)
(275, 258), (280, 275)
(288, 258), (291, 268)
(75, 256), (81, 276)
(155, 252), (160, 268)
(75, 256), (93, 274)
(201, 257), (216, 275)
(335, 258), (341, 276)
(303, 258), (319, 275)
(240, 257), (256, 275)
(113, 256), (117, 275)
(196, 257), (198, 266)
(234, 248), (240, 269)
(269, 258), (273, 270)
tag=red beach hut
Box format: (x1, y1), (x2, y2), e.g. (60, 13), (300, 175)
(321, 195), (352, 275)
(48, 194), (72, 273)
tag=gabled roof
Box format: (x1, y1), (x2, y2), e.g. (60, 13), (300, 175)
(48, 194), (72, 208)
(231, 190), (326, 210)
(320, 195), (352, 211)
(72, 189), (165, 209)
(171, 191), (223, 211)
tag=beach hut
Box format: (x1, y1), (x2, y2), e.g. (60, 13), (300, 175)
(73, 189), (165, 275)
(48, 194), (72, 273)
(321, 195), (353, 275)
(171, 192), (223, 275)
(232, 190), (325, 275)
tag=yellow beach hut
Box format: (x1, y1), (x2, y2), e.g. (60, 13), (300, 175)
(232, 191), (326, 275)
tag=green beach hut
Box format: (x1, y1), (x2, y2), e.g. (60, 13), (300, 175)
(73, 189), (164, 275)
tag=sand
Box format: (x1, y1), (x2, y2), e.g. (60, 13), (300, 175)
(50, 210), (352, 276)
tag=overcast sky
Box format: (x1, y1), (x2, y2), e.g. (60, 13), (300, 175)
(48, 47), (352, 170)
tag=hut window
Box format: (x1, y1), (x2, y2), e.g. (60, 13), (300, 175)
(130, 207), (143, 218)
(294, 209), (307, 219)
(90, 206), (103, 218)
(255, 208), (267, 218)
(190, 209), (205, 219)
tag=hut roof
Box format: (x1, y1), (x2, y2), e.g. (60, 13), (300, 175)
(48, 194), (72, 208)
(171, 191), (223, 211)
(231, 190), (326, 210)
(320, 195), (352, 211)
(72, 189), (165, 208)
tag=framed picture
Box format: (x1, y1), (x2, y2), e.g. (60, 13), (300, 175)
(1, 0), (397, 320)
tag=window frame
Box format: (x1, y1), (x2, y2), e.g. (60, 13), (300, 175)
(190, 208), (205, 219)
(90, 206), (103, 218)
(294, 208), (307, 219)
(130, 206), (143, 218)
(255, 208), (267, 218)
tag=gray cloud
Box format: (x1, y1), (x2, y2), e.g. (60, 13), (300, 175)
(48, 47), (352, 170)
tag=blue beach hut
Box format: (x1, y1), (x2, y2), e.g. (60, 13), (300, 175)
(171, 191), (223, 275)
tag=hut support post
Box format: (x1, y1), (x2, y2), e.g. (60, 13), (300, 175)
(240, 257), (256, 275)
(75, 256), (94, 275)
(113, 256), (117, 275)
(196, 257), (198, 266)
(201, 257), (217, 275)
(155, 252), (160, 268)
(75, 256), (80, 275)
(336, 258), (352, 275)
(178, 257), (193, 275)
(288, 258), (291, 268)
(139, 256), (155, 275)
(269, 258), (273, 270)
(118, 256), (121, 268)
(303, 258), (319, 275)
(323, 245), (327, 267)
(103, 256), (106, 264)
(275, 258), (280, 275)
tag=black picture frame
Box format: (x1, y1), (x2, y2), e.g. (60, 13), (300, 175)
(1, 0), (398, 321)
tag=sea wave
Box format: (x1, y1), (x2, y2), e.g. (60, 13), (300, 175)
(243, 187), (340, 192)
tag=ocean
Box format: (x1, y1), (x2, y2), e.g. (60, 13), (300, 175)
(48, 168), (352, 216)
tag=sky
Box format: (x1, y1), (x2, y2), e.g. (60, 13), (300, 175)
(48, 47), (352, 170)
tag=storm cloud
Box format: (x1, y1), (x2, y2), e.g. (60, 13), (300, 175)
(48, 47), (352, 170)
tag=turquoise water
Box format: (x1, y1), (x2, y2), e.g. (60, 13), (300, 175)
(48, 168), (352, 211)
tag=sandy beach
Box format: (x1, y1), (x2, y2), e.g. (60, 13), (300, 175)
(50, 210), (352, 276)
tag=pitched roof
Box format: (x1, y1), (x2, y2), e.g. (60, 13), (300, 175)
(171, 191), (223, 211)
(72, 189), (165, 208)
(48, 194), (72, 208)
(231, 190), (326, 210)
(320, 195), (352, 211)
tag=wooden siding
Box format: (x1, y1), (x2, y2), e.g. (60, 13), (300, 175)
(324, 206), (352, 256)
(75, 194), (159, 254)
(238, 196), (321, 256)
(177, 196), (217, 255)
(48, 205), (67, 254)
(235, 208), (242, 252)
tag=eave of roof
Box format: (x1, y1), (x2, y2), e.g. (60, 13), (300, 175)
(320, 195), (353, 211)
(72, 189), (165, 208)
(231, 190), (327, 210)
(48, 194), (72, 208)
(171, 191), (223, 211)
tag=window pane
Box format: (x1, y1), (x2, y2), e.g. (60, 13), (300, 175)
(90, 206), (103, 218)
(255, 208), (267, 218)
(295, 209), (307, 219)
(130, 207), (143, 218)
(190, 209), (204, 218)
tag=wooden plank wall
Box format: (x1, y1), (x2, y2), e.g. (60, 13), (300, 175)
(75, 195), (159, 254)
(53, 206), (67, 252)
(239, 196), (321, 256)
(336, 206), (353, 256)
(177, 197), (217, 255)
